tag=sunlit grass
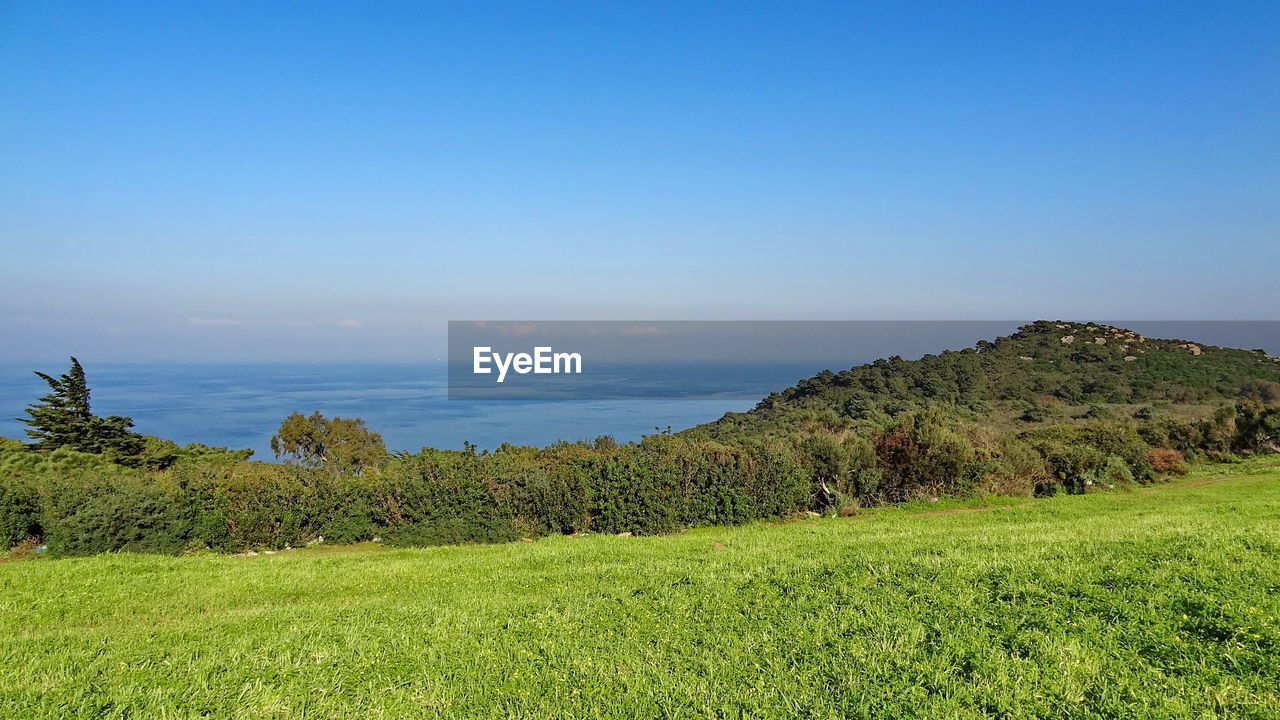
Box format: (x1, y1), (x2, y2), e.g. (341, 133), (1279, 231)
(3, 458), (1278, 719)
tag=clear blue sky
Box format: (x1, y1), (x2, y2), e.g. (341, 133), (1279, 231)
(1, 1), (1277, 360)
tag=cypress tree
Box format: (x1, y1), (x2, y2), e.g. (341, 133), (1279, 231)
(21, 356), (94, 450)
(20, 357), (146, 463)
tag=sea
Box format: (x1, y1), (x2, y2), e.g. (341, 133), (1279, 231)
(0, 360), (827, 459)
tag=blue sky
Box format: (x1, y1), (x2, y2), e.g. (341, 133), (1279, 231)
(1, 1), (1277, 360)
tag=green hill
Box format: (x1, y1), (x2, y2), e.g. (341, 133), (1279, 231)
(691, 320), (1280, 441)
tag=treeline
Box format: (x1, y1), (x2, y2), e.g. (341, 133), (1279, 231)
(4, 398), (1278, 557)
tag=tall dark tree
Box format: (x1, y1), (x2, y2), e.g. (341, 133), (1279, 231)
(21, 357), (94, 450)
(20, 357), (146, 464)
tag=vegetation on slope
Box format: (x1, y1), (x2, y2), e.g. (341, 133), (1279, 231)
(691, 320), (1280, 440)
(2, 459), (1278, 719)
(3, 322), (1280, 556)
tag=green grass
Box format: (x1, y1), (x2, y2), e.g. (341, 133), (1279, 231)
(3, 460), (1279, 719)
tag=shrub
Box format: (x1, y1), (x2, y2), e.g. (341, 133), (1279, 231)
(1239, 378), (1280, 405)
(874, 409), (979, 501)
(587, 442), (682, 535)
(1020, 404), (1050, 422)
(981, 440), (1047, 497)
(1102, 455), (1135, 487)
(0, 475), (40, 551)
(0, 387), (1268, 559)
(1075, 423), (1156, 483)
(373, 450), (519, 546)
(175, 461), (321, 551)
(1080, 404), (1114, 421)
(1045, 443), (1105, 494)
(40, 473), (190, 556)
(739, 440), (809, 518)
(1148, 448), (1188, 476)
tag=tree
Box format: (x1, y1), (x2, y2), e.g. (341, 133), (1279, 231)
(270, 411), (387, 473)
(84, 414), (147, 463)
(21, 357), (93, 450)
(19, 357), (146, 464)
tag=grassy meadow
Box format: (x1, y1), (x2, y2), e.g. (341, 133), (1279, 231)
(2, 458), (1279, 719)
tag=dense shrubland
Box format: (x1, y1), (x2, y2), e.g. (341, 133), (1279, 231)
(0, 434), (812, 555)
(3, 397), (1277, 557)
(3, 322), (1280, 557)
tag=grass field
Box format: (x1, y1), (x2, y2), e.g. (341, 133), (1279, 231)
(3, 459), (1279, 719)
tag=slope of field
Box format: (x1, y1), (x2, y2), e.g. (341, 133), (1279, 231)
(3, 459), (1279, 719)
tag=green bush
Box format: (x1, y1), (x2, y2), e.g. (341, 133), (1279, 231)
(500, 443), (591, 536)
(873, 409), (980, 501)
(374, 450), (519, 546)
(1102, 455), (1135, 487)
(0, 474), (40, 550)
(1044, 443), (1105, 495)
(587, 443), (682, 535)
(39, 473), (190, 556)
(737, 440), (809, 518)
(174, 461), (344, 551)
(982, 439), (1047, 496)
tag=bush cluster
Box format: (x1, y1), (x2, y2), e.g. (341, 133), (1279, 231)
(0, 435), (812, 555)
(3, 399), (1278, 557)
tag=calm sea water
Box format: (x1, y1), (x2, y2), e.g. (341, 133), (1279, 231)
(0, 361), (826, 459)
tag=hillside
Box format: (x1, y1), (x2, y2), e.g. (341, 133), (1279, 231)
(691, 321), (1280, 441)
